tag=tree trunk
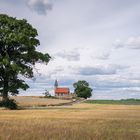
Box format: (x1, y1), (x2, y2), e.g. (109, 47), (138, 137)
(2, 79), (9, 101)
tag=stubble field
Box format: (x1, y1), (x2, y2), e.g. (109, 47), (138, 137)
(0, 103), (140, 140)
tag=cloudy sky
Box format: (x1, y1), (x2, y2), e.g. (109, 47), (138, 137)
(1, 0), (140, 99)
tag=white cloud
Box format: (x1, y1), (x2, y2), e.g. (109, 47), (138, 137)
(114, 36), (140, 49)
(97, 52), (110, 60)
(55, 50), (80, 61)
(113, 39), (124, 48)
(126, 36), (140, 49)
(1, 0), (140, 99)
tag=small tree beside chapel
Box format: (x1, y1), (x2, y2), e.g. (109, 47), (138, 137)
(73, 80), (92, 99)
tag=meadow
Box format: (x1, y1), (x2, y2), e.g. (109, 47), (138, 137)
(0, 103), (140, 140)
(85, 99), (140, 105)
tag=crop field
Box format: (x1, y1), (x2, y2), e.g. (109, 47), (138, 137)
(0, 96), (72, 107)
(0, 103), (140, 140)
(85, 99), (140, 105)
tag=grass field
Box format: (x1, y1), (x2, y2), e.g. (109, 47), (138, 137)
(0, 103), (140, 140)
(85, 99), (140, 105)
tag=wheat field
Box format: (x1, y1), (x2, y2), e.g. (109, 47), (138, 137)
(0, 103), (140, 140)
(0, 96), (72, 107)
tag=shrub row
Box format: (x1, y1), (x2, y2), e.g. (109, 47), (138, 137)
(0, 99), (18, 109)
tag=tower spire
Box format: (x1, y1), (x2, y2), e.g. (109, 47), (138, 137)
(54, 79), (58, 89)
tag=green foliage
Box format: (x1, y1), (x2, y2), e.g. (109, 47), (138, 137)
(0, 99), (18, 109)
(73, 80), (93, 99)
(0, 14), (51, 100)
(43, 89), (51, 97)
(85, 99), (140, 105)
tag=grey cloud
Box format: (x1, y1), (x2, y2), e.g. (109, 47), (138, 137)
(79, 74), (140, 90)
(76, 65), (127, 76)
(92, 88), (140, 100)
(94, 79), (140, 89)
(27, 0), (53, 15)
(55, 51), (80, 61)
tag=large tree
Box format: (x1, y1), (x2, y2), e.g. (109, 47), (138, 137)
(0, 14), (51, 101)
(73, 80), (92, 99)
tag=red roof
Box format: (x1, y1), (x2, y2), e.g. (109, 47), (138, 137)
(55, 88), (70, 94)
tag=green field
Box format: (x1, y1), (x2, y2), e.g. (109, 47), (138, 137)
(85, 99), (140, 105)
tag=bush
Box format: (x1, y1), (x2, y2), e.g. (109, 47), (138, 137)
(0, 99), (18, 109)
(43, 90), (51, 97)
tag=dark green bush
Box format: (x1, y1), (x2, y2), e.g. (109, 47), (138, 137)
(0, 99), (18, 109)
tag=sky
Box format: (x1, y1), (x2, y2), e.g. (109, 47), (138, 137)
(0, 0), (140, 99)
